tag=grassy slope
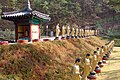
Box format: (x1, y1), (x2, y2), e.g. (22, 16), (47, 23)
(0, 36), (106, 80)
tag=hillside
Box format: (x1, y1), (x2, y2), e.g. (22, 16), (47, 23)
(0, 36), (106, 80)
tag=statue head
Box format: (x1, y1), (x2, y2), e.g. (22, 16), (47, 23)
(94, 51), (97, 55)
(62, 25), (65, 29)
(101, 46), (104, 49)
(72, 28), (74, 30)
(86, 53), (90, 58)
(56, 24), (59, 29)
(75, 58), (81, 64)
(97, 47), (99, 50)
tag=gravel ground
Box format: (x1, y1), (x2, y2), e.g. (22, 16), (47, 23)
(98, 47), (120, 80)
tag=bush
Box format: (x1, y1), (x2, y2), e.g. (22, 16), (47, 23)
(114, 39), (120, 47)
(109, 35), (120, 39)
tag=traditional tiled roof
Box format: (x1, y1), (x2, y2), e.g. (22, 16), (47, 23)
(1, 0), (50, 21)
(32, 11), (50, 20)
(1, 10), (50, 21)
(1, 11), (31, 18)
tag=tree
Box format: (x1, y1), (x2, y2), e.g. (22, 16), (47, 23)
(0, 0), (120, 34)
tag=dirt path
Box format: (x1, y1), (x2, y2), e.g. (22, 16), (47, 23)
(98, 47), (120, 80)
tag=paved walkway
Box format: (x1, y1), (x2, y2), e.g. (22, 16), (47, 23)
(98, 47), (120, 80)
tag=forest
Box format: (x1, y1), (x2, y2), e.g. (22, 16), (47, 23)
(0, 0), (120, 37)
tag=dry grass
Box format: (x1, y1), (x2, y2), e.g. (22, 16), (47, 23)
(0, 36), (106, 80)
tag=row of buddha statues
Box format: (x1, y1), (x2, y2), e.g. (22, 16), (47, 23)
(55, 24), (99, 39)
(72, 40), (114, 80)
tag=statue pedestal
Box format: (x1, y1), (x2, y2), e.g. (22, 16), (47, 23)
(54, 37), (59, 40)
(43, 39), (50, 41)
(98, 61), (104, 68)
(94, 65), (101, 73)
(87, 71), (97, 80)
(32, 39), (40, 42)
(71, 36), (75, 38)
(75, 36), (79, 38)
(66, 36), (70, 39)
(61, 37), (65, 40)
(102, 55), (108, 60)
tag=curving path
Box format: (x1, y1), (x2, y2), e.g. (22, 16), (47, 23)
(98, 47), (120, 80)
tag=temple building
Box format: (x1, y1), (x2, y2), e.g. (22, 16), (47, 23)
(1, 0), (50, 42)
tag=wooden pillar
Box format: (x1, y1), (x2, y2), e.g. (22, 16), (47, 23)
(30, 24), (32, 42)
(14, 22), (18, 42)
